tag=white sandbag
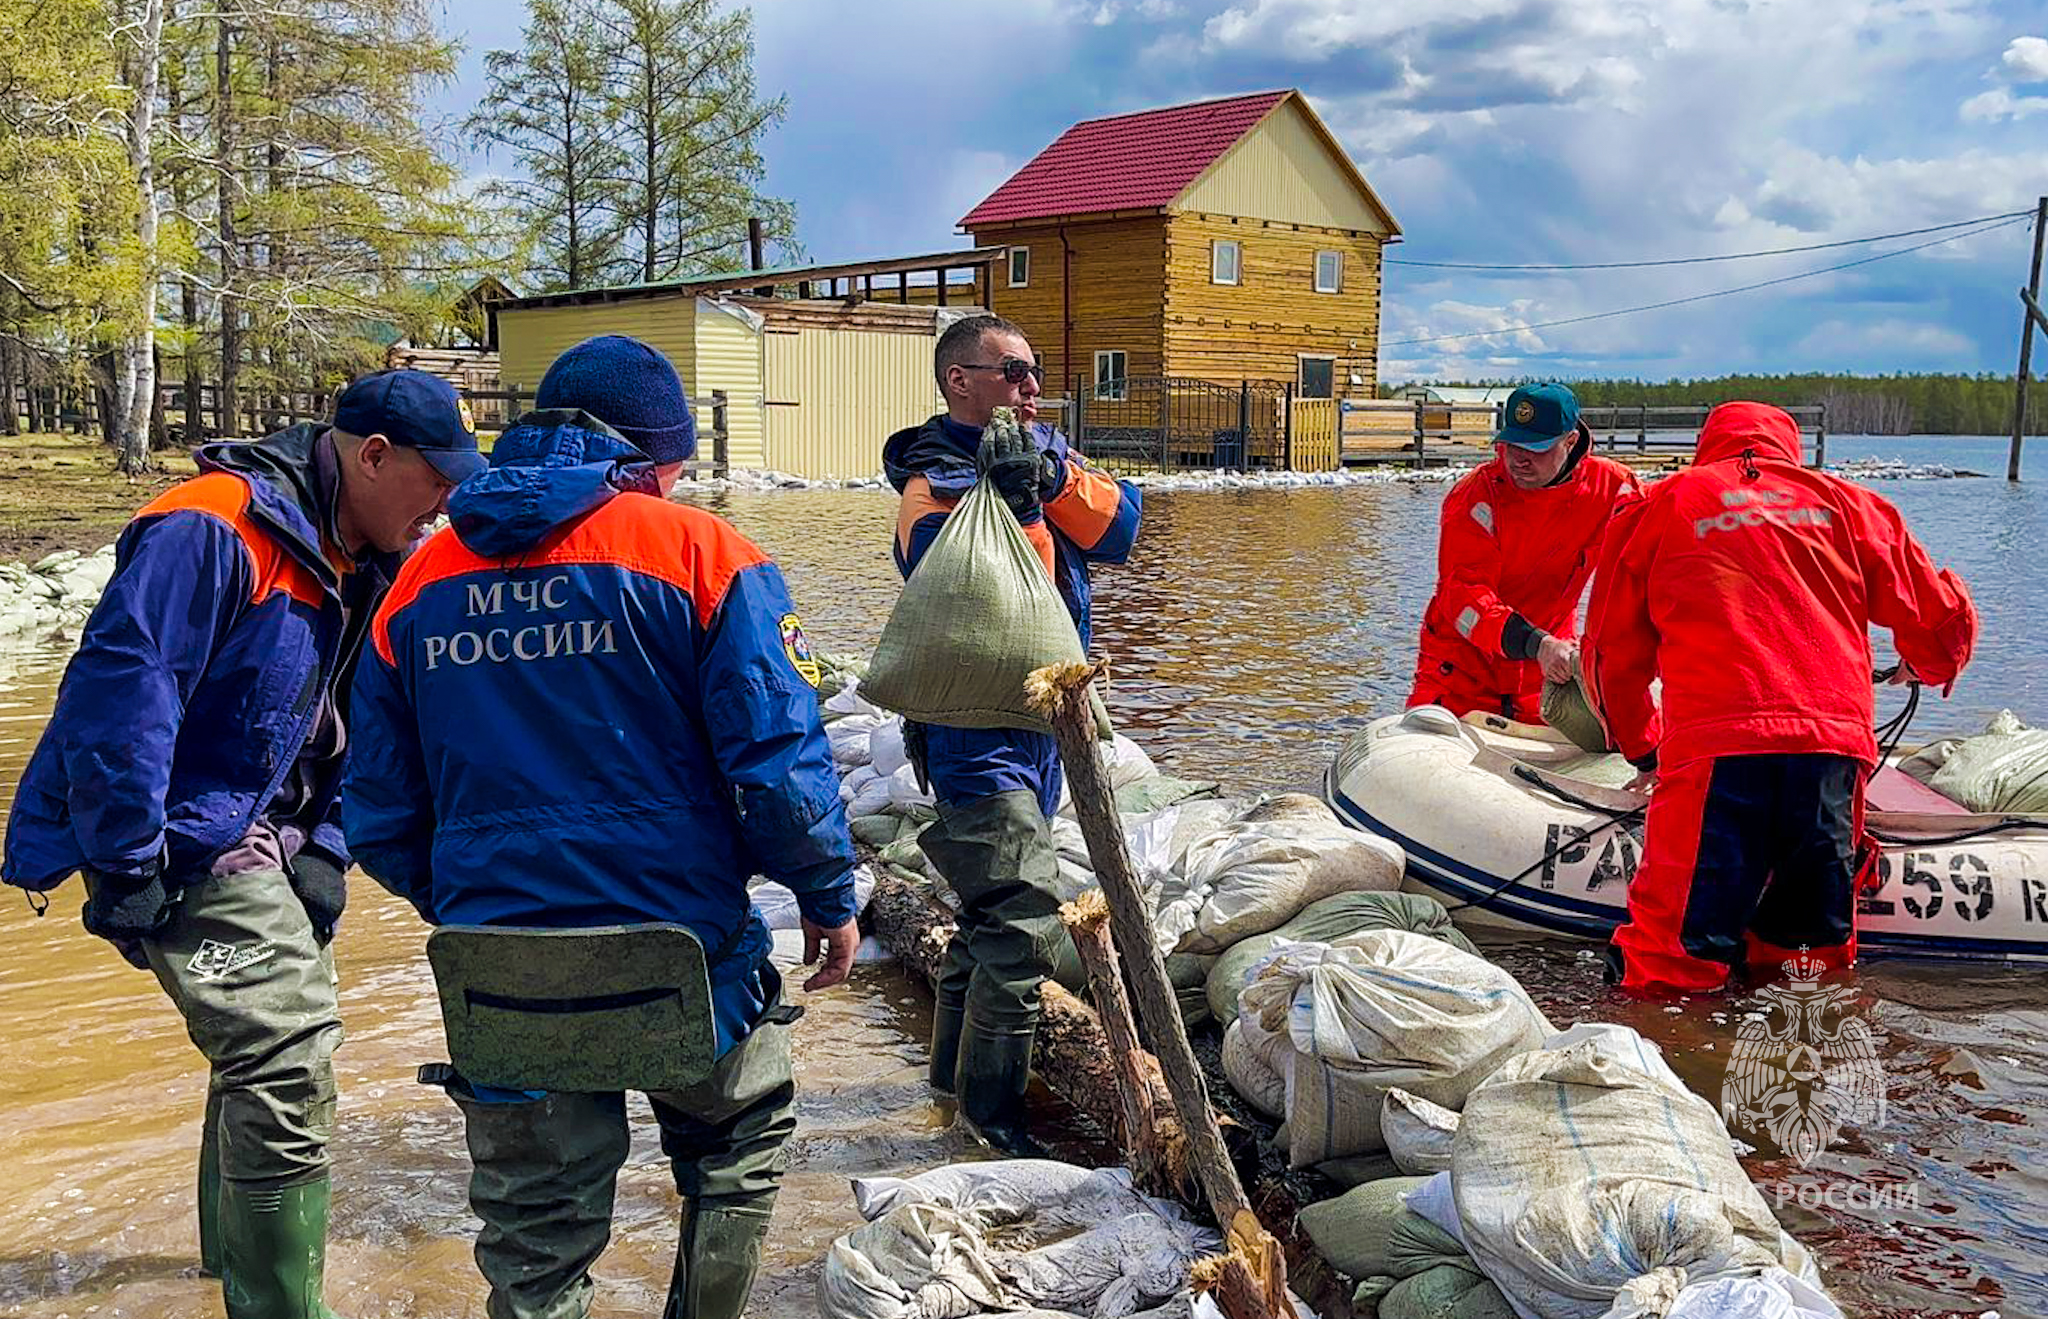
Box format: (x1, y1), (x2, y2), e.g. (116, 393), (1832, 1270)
(1401, 1171), (1465, 1247)
(768, 927), (891, 968)
(871, 717), (911, 778)
(752, 867), (878, 932)
(851, 1159), (1153, 1227)
(1124, 799), (1242, 880)
(829, 714), (887, 770)
(825, 677), (886, 721)
(824, 1158), (1222, 1319)
(1381, 1088), (1460, 1176)
(1220, 1017), (1289, 1119)
(1153, 819), (1405, 955)
(1238, 931), (1553, 1167)
(1611, 1268), (1842, 1319)
(1921, 709), (2048, 814)
(1453, 1025), (1827, 1319)
(885, 762), (935, 811)
(842, 765), (893, 818)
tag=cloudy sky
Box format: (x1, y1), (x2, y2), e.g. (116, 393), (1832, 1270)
(431, 0), (2047, 382)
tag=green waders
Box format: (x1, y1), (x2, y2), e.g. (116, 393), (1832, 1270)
(448, 1001), (797, 1319)
(918, 789), (1066, 1154)
(143, 868), (343, 1319)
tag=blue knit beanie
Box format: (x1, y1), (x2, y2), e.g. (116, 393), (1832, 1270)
(535, 335), (696, 463)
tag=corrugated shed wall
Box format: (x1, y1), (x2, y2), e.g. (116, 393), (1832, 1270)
(764, 326), (944, 480)
(692, 300), (766, 469)
(496, 300), (698, 395)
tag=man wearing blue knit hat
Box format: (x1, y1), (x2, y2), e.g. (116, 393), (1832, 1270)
(345, 335), (858, 1319)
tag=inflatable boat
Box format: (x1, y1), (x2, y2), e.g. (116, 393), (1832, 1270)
(1324, 705), (2048, 961)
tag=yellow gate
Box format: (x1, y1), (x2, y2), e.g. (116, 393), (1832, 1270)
(1289, 398), (1339, 471)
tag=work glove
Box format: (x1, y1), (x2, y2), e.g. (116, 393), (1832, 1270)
(288, 849), (348, 943)
(82, 865), (171, 948)
(976, 417), (1058, 521)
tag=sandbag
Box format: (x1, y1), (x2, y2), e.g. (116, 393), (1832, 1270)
(1917, 709), (2048, 814)
(823, 1158), (1221, 1319)
(1238, 931), (1554, 1167)
(1381, 1087), (1459, 1176)
(1205, 890), (1478, 1027)
(1220, 1018), (1288, 1119)
(1154, 819), (1405, 955)
(1115, 775), (1221, 815)
(851, 814), (908, 847)
(1295, 1176), (1434, 1280)
(1382, 1266), (1515, 1319)
(1165, 952), (1216, 1028)
(1542, 675), (1612, 754)
(1452, 1025), (1827, 1319)
(861, 411), (1110, 738)
(751, 867), (877, 932)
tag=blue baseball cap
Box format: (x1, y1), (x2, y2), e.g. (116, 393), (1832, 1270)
(333, 369), (487, 482)
(1496, 383), (1581, 452)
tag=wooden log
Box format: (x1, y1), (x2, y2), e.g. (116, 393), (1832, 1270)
(1060, 889), (1187, 1195)
(1026, 659), (1293, 1319)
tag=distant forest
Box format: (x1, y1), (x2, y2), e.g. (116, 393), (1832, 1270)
(1393, 374), (2046, 436)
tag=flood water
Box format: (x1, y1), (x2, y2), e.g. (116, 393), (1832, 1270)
(2, 435), (2043, 1318)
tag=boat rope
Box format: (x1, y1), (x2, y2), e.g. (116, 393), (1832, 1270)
(1430, 765), (1646, 915)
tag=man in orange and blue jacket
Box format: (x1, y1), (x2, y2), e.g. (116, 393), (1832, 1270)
(4, 370), (480, 1318)
(344, 335), (858, 1319)
(882, 314), (1141, 1154)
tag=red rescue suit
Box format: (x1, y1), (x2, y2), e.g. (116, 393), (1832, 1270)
(1583, 402), (1978, 990)
(1410, 431), (1639, 721)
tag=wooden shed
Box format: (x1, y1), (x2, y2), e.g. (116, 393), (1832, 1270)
(961, 89), (1401, 402)
(496, 271), (992, 479)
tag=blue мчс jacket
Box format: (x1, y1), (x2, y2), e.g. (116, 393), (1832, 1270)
(881, 414), (1142, 814)
(343, 410), (856, 1055)
(4, 426), (380, 893)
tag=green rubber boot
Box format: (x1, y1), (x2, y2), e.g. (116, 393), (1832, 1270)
(218, 1176), (339, 1319)
(662, 1201), (774, 1319)
(198, 1085), (224, 1277)
(928, 962), (970, 1094)
(954, 1017), (1047, 1159)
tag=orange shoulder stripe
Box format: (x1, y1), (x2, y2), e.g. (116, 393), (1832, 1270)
(372, 494), (771, 666)
(136, 472), (325, 610)
(896, 476), (1055, 578)
(1042, 461), (1122, 551)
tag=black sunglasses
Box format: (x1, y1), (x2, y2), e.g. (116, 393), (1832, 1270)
(960, 358), (1045, 385)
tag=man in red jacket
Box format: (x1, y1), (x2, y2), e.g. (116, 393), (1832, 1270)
(1410, 383), (1639, 722)
(1583, 401), (1978, 992)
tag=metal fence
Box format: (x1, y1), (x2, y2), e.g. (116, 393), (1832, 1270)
(1050, 376), (1299, 471)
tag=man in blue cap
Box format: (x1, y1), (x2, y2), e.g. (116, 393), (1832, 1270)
(344, 335), (859, 1319)
(1410, 382), (1639, 724)
(3, 369), (482, 1318)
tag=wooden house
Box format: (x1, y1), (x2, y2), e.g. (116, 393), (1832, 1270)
(961, 89), (1401, 402)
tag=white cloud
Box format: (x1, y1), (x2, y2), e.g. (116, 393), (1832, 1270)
(1790, 319), (1978, 363)
(1998, 35), (2048, 82)
(1961, 86), (2048, 119)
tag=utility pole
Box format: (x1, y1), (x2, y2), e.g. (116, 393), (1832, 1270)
(2011, 195), (2048, 482)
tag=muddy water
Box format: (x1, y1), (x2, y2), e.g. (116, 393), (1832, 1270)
(3, 438), (2044, 1317)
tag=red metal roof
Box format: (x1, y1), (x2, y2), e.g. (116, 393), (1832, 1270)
(959, 90), (1291, 230)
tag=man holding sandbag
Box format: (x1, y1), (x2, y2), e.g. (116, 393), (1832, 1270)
(880, 314), (1142, 1153)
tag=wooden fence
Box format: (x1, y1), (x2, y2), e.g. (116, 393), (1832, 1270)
(1340, 399), (1831, 467)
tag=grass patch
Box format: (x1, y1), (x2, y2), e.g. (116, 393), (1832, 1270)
(0, 432), (197, 561)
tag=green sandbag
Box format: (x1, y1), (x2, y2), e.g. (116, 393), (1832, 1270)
(1167, 952), (1217, 1029)
(1295, 1176), (1432, 1281)
(861, 409), (1111, 738)
(1205, 892), (1480, 1028)
(850, 815), (907, 847)
(1380, 1265), (1514, 1319)
(1115, 775), (1222, 815)
(1924, 710), (2048, 814)
(1542, 674), (1611, 754)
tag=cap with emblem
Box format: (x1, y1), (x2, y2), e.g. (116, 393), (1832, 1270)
(333, 369), (487, 483)
(1495, 382), (1581, 453)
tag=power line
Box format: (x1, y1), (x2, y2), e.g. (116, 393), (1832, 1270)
(1382, 214), (2032, 351)
(1383, 210), (2032, 272)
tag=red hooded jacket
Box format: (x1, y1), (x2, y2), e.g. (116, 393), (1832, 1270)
(1411, 434), (1640, 719)
(1582, 402), (1977, 770)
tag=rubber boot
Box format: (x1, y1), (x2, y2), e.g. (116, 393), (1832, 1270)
(198, 1084), (224, 1277)
(662, 1201), (774, 1319)
(954, 1017), (1047, 1159)
(218, 1176), (339, 1319)
(927, 961), (970, 1095)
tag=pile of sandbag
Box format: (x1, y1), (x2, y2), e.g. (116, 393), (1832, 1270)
(1451, 1024), (1840, 1319)
(1224, 931), (1553, 1167)
(821, 1159), (1222, 1319)
(1297, 1175), (1511, 1319)
(1897, 708), (2048, 815)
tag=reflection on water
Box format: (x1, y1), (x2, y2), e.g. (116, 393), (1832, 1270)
(2, 443), (2044, 1317)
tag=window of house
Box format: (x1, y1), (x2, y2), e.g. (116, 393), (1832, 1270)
(1009, 246), (1030, 287)
(1299, 355), (1335, 399)
(1314, 250), (1342, 294)
(1212, 239), (1241, 286)
(1094, 350), (1128, 401)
